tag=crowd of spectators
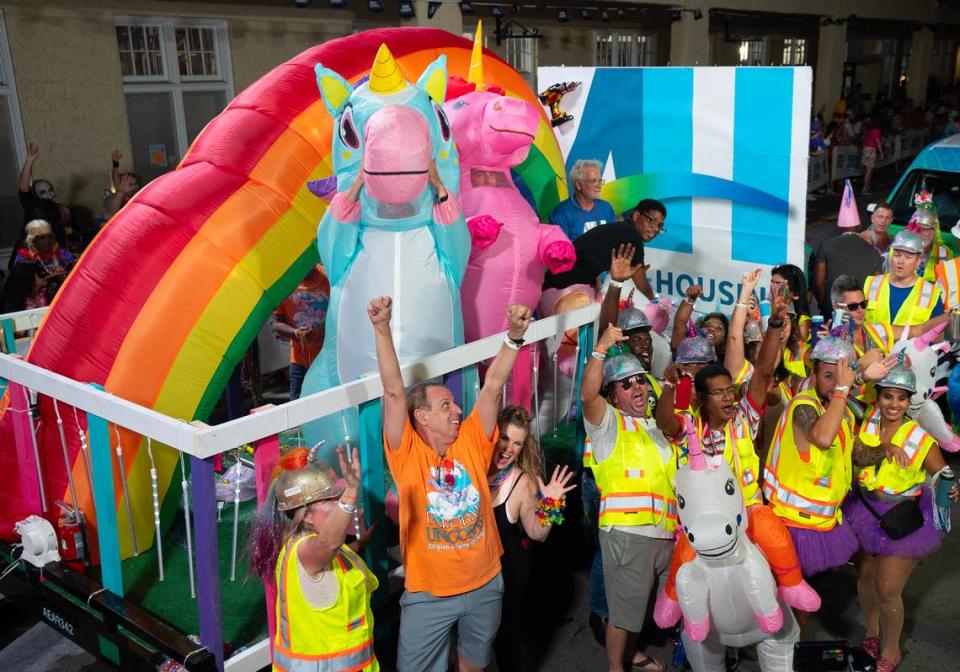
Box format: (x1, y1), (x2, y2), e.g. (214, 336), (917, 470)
(0, 143), (141, 312)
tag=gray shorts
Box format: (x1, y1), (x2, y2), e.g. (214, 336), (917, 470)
(397, 573), (504, 672)
(599, 528), (674, 632)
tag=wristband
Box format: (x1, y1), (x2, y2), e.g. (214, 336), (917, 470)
(608, 278), (624, 289)
(684, 296), (696, 305)
(767, 319), (785, 329)
(735, 302), (749, 309)
(661, 380), (675, 388)
(503, 335), (520, 350)
(436, 192), (449, 204)
(338, 499), (358, 515)
(112, 160), (120, 168)
(591, 350), (606, 362)
(535, 493), (566, 526)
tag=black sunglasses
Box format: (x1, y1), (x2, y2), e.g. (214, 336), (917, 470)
(837, 300), (868, 311)
(616, 374), (647, 391)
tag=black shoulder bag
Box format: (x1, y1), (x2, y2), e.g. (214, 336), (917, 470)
(856, 487), (923, 540)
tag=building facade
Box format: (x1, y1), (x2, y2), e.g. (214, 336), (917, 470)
(0, 0), (958, 260)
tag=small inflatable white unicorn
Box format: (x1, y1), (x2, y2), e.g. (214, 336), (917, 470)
(673, 429), (799, 671)
(890, 321), (960, 453)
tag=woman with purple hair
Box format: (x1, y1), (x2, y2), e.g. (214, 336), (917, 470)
(248, 445), (379, 671)
(843, 364), (958, 672)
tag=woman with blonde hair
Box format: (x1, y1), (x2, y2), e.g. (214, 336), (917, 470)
(488, 405), (576, 671)
(248, 444), (378, 671)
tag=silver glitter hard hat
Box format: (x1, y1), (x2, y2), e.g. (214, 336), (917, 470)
(617, 305), (651, 333)
(810, 334), (856, 364)
(876, 364), (917, 394)
(675, 336), (717, 364)
(889, 229), (925, 255)
(602, 350), (647, 386)
(274, 456), (344, 511)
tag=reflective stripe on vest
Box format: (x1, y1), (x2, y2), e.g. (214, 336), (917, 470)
(865, 275), (883, 303)
(863, 323), (892, 355)
(273, 639), (375, 672)
(599, 492), (677, 520)
(936, 258), (960, 310)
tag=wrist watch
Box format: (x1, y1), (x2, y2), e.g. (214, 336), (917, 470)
(508, 335), (525, 346)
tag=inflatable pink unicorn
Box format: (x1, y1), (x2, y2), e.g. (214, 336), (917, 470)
(445, 25), (575, 408)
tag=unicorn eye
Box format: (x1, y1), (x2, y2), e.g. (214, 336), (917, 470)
(433, 101), (451, 142)
(339, 105), (360, 149)
(725, 479), (736, 495)
(678, 494), (685, 509)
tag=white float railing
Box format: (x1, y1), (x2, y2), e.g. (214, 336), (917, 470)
(0, 300), (600, 672)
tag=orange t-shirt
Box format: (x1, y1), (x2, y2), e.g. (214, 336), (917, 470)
(384, 408), (502, 597)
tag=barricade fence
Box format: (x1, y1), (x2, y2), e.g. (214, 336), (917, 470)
(807, 128), (932, 191)
(0, 301), (600, 672)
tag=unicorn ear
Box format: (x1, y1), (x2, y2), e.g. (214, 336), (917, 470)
(314, 64), (354, 116)
(417, 54), (448, 104)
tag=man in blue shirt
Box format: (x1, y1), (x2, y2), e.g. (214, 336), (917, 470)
(550, 159), (617, 241)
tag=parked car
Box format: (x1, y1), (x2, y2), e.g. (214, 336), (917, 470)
(870, 133), (960, 253)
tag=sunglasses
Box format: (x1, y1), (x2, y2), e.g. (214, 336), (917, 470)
(836, 300), (868, 311)
(616, 374), (647, 391)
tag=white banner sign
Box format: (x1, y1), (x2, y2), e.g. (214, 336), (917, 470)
(539, 66), (811, 313)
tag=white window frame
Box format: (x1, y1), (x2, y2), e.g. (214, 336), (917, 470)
(115, 16), (234, 160)
(739, 39), (767, 66)
(594, 31), (657, 67)
(782, 38), (806, 66)
(505, 37), (537, 84)
(0, 10), (25, 168)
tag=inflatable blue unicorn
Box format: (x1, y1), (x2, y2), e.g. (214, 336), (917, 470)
(301, 44), (471, 452)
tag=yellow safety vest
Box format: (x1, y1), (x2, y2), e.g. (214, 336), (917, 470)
(763, 390), (853, 531)
(854, 322), (894, 357)
(274, 537), (379, 672)
(850, 323), (894, 403)
(591, 407), (679, 530)
(583, 374), (662, 467)
(864, 274), (940, 326)
(856, 406), (935, 498)
(677, 412), (762, 506)
(935, 257), (960, 310)
(783, 342), (809, 379)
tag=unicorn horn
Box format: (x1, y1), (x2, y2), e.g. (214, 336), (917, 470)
(918, 320), (948, 347)
(369, 43), (406, 95)
(468, 20), (484, 86)
(683, 415), (707, 472)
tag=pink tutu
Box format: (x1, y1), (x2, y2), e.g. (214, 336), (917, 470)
(842, 487), (943, 558)
(787, 519), (859, 576)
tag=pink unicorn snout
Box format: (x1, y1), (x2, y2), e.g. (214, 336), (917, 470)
(482, 95), (540, 163)
(363, 104), (431, 204)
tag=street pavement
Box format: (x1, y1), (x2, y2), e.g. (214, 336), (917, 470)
(2, 163), (956, 672)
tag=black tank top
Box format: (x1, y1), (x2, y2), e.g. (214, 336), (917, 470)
(493, 474), (529, 586)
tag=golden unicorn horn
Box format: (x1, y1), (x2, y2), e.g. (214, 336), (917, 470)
(369, 43), (406, 95)
(468, 20), (484, 86)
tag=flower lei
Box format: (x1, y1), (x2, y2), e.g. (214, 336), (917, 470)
(535, 492), (566, 527)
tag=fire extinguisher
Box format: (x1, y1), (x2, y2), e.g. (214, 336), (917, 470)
(55, 500), (86, 567)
